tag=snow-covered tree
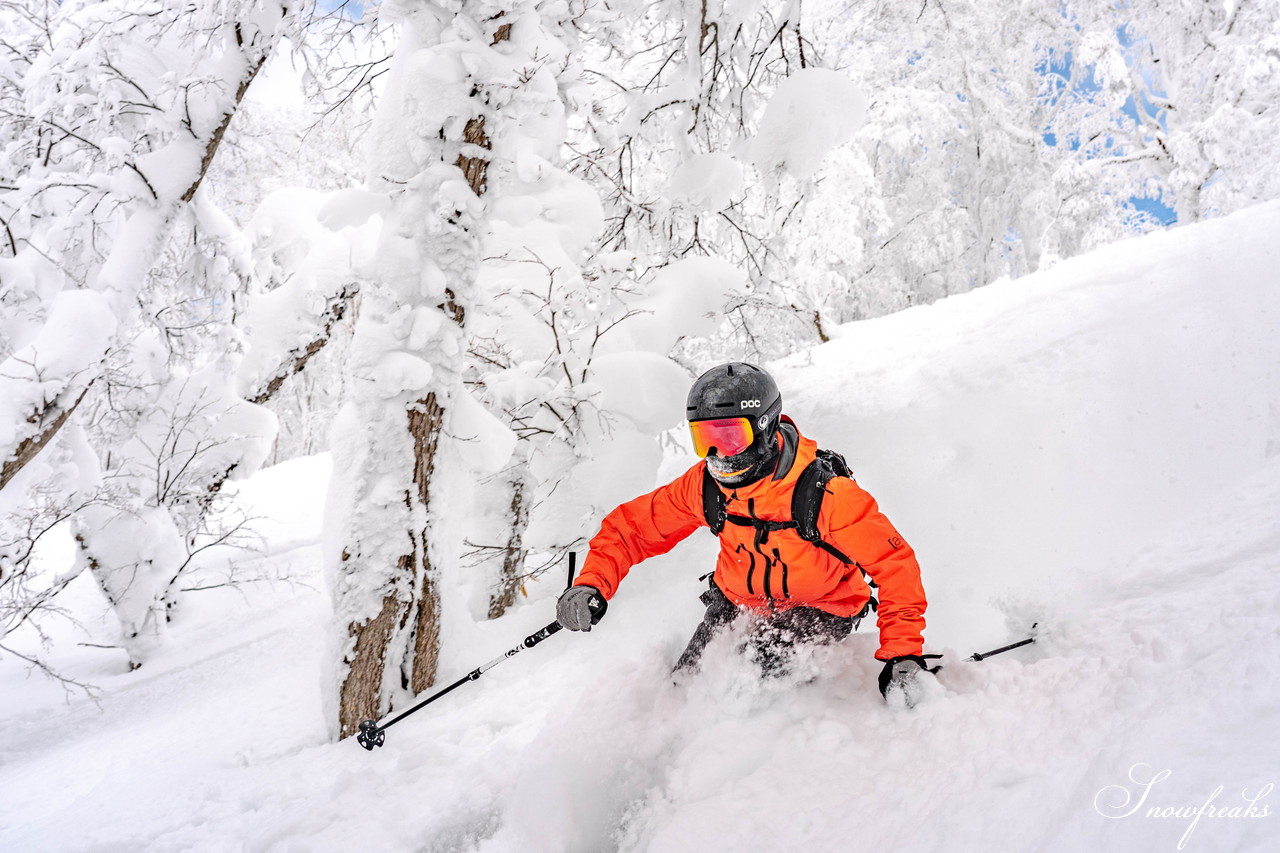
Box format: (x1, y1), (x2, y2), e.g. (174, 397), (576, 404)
(327, 0), (537, 738)
(568, 0), (848, 358)
(212, 14), (389, 464)
(794, 1), (1144, 323)
(1, 0), (294, 669)
(323, 0), (755, 739)
(1061, 0), (1280, 223)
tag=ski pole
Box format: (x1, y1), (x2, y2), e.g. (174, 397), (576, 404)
(965, 623), (1038, 662)
(356, 567), (604, 751)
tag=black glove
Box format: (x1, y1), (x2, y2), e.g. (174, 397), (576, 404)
(878, 654), (943, 699)
(556, 585), (607, 632)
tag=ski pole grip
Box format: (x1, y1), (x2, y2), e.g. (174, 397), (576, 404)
(524, 620), (564, 648)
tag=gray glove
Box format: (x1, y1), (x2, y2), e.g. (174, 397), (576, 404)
(880, 657), (923, 694)
(878, 654), (943, 706)
(557, 585), (605, 632)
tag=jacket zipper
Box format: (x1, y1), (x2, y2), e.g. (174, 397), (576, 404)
(774, 548), (790, 599)
(747, 498), (773, 599)
(737, 543), (757, 595)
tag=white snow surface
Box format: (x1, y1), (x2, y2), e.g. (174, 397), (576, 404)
(3, 202), (1279, 851)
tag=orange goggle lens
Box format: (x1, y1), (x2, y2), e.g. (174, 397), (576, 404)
(689, 417), (754, 458)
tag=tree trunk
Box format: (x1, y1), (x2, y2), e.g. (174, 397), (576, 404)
(337, 579), (410, 738)
(333, 5), (508, 740)
(407, 392), (446, 692)
(0, 387), (89, 493)
(487, 474), (529, 620)
(247, 284), (358, 406)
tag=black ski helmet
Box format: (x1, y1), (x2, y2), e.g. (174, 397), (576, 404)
(687, 363), (783, 486)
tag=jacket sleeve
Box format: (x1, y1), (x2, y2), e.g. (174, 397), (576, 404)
(822, 478), (927, 660)
(573, 464), (707, 599)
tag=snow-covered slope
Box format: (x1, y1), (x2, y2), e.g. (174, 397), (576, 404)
(3, 202), (1278, 852)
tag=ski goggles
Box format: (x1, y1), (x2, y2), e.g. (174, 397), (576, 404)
(688, 417), (755, 458)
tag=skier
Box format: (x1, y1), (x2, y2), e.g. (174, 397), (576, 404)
(557, 362), (935, 700)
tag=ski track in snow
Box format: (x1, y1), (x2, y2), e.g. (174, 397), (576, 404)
(3, 203), (1280, 852)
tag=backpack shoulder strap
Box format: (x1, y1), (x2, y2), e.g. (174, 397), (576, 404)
(791, 449), (855, 564)
(702, 465), (727, 534)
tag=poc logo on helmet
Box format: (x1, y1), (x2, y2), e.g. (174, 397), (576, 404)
(740, 399), (761, 409)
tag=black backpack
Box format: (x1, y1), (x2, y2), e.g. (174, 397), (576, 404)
(700, 448), (857, 566)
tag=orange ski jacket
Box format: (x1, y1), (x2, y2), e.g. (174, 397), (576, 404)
(574, 423), (927, 660)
